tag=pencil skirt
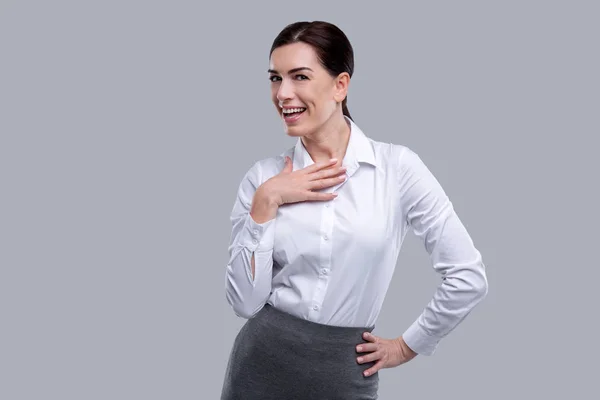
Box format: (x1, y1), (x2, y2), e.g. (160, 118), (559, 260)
(220, 303), (379, 400)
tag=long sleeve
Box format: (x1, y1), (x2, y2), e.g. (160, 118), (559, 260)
(224, 161), (276, 319)
(398, 148), (488, 356)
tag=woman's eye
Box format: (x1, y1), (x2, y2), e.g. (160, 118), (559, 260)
(268, 75), (307, 82)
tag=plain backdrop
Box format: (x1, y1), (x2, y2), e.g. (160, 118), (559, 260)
(1, 1), (599, 399)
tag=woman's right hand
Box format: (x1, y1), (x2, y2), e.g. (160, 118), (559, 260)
(259, 156), (347, 206)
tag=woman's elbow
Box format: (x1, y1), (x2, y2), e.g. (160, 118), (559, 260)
(224, 286), (265, 319)
(227, 296), (264, 319)
(472, 267), (489, 302)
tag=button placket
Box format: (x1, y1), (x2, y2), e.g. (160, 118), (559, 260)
(310, 194), (336, 316)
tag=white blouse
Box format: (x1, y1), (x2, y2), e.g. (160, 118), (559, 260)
(224, 117), (488, 356)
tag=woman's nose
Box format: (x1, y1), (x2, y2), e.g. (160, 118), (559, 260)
(276, 80), (294, 101)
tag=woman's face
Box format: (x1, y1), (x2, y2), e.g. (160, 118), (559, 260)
(268, 42), (348, 137)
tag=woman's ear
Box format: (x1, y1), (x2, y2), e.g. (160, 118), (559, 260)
(333, 72), (350, 103)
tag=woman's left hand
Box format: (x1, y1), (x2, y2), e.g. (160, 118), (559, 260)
(356, 332), (418, 377)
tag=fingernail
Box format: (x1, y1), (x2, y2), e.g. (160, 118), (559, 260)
(356, 346), (362, 351)
(357, 357), (363, 362)
(364, 371), (370, 376)
(329, 158), (338, 162)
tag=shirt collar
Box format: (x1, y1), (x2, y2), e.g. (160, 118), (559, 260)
(292, 116), (380, 173)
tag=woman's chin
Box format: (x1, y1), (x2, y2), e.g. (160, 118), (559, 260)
(284, 127), (304, 137)
(282, 121), (306, 137)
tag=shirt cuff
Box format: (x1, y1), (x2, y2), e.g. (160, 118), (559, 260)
(241, 213), (276, 252)
(402, 320), (441, 356)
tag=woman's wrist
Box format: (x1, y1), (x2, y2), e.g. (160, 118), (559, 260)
(250, 187), (279, 223)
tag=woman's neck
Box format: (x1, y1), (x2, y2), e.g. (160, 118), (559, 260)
(301, 114), (351, 164)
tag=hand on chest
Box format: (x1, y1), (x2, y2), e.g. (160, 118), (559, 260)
(272, 172), (397, 266)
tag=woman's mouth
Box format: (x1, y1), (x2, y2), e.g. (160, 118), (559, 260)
(282, 107), (306, 123)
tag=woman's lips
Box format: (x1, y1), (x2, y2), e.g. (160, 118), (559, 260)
(282, 107), (306, 124)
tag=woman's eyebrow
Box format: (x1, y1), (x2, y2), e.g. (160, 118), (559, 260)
(267, 67), (314, 74)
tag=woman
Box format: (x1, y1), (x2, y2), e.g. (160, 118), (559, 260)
(221, 21), (488, 400)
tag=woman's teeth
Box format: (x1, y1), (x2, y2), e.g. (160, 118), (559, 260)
(283, 108), (306, 115)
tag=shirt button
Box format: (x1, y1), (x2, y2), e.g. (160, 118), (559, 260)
(313, 305), (319, 311)
(253, 229), (258, 235)
(252, 239), (257, 244)
(323, 234), (329, 241)
(322, 268), (328, 275)
(325, 203), (330, 208)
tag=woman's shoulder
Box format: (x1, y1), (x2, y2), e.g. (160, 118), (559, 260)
(368, 137), (425, 173)
(239, 147), (294, 185)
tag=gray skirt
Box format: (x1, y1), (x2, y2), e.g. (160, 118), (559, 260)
(220, 303), (379, 400)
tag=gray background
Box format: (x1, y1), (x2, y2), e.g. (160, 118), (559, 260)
(1, 1), (598, 399)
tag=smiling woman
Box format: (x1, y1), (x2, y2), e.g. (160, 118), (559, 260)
(221, 20), (489, 400)
(267, 23), (354, 136)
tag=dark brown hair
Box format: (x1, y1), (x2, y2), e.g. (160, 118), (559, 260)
(269, 21), (355, 121)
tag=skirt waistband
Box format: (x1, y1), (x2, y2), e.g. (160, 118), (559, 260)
(252, 303), (375, 344)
